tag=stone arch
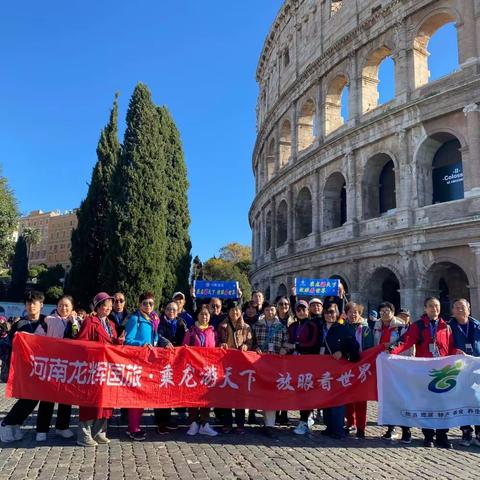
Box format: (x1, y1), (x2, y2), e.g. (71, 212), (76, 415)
(362, 153), (397, 219)
(325, 74), (349, 135)
(277, 283), (288, 299)
(276, 200), (288, 247)
(423, 261), (470, 317)
(279, 119), (292, 167)
(297, 98), (316, 151)
(265, 210), (272, 252)
(413, 10), (459, 89)
(415, 131), (465, 207)
(365, 267), (402, 313)
(295, 187), (313, 240)
(361, 46), (395, 113)
(323, 172), (347, 230)
(266, 138), (275, 181)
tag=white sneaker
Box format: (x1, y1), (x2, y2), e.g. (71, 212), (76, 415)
(55, 428), (74, 439)
(307, 415), (315, 430)
(293, 421), (309, 435)
(13, 425), (23, 441)
(0, 423), (15, 443)
(199, 422), (218, 436)
(36, 432), (47, 442)
(186, 421), (200, 436)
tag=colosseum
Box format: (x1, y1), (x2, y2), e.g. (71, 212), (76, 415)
(249, 0), (480, 319)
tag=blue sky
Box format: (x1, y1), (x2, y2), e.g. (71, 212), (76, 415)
(0, 3), (457, 262)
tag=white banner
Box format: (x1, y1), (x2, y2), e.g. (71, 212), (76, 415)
(377, 353), (480, 428)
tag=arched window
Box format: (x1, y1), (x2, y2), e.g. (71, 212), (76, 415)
(432, 139), (463, 204)
(266, 138), (275, 181)
(295, 187), (313, 239)
(277, 283), (287, 299)
(265, 210), (272, 252)
(416, 133), (464, 207)
(378, 57), (395, 104)
(379, 160), (396, 214)
(361, 47), (395, 113)
(414, 13), (459, 88)
(297, 99), (316, 151)
(325, 75), (349, 135)
(279, 120), (292, 167)
(323, 172), (347, 230)
(276, 200), (288, 247)
(363, 154), (396, 219)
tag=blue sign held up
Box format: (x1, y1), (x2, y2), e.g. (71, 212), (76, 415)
(294, 278), (340, 297)
(193, 280), (239, 299)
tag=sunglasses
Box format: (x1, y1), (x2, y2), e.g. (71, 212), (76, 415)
(211, 304), (222, 308)
(114, 299), (125, 304)
(142, 300), (154, 307)
(296, 306), (307, 311)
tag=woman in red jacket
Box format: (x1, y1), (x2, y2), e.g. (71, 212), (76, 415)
(76, 292), (124, 447)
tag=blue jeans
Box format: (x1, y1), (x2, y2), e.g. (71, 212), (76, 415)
(323, 405), (345, 436)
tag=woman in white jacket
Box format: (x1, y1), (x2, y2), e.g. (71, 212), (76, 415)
(34, 295), (80, 442)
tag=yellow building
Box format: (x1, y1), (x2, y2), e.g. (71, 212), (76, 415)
(18, 210), (77, 270)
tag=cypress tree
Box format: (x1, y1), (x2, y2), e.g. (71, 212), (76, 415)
(0, 170), (18, 266)
(10, 236), (28, 301)
(68, 94), (120, 306)
(106, 83), (167, 306)
(157, 106), (191, 305)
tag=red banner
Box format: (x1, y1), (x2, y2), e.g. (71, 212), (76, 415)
(7, 333), (383, 410)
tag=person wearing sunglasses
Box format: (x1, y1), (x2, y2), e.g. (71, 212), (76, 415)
(276, 297), (294, 329)
(124, 292), (159, 441)
(320, 303), (360, 439)
(288, 300), (319, 435)
(108, 292), (129, 336)
(208, 298), (227, 328)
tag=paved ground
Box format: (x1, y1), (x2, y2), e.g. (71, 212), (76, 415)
(0, 385), (479, 480)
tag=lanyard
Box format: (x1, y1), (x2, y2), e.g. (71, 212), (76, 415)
(323, 325), (333, 355)
(266, 321), (276, 342)
(429, 320), (439, 342)
(229, 321), (240, 349)
(456, 322), (469, 340)
(101, 319), (112, 338)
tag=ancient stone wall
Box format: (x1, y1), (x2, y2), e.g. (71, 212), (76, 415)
(250, 0), (480, 319)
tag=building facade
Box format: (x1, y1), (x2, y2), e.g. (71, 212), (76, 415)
(249, 0), (480, 319)
(19, 210), (77, 270)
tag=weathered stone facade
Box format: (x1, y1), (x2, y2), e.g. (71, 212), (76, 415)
(249, 0), (480, 319)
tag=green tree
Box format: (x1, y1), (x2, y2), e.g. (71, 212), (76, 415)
(219, 243), (251, 264)
(68, 94), (121, 306)
(10, 236), (28, 301)
(22, 227), (41, 260)
(0, 170), (18, 266)
(157, 106), (191, 304)
(37, 264), (65, 294)
(28, 263), (48, 281)
(45, 286), (64, 304)
(203, 256), (251, 301)
(105, 83), (167, 306)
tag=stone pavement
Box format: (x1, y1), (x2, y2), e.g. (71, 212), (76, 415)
(0, 385), (479, 480)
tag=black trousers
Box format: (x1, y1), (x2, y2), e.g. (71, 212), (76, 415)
(3, 399), (38, 426)
(422, 428), (449, 440)
(300, 410), (311, 422)
(154, 408), (172, 426)
(36, 402), (72, 433)
(222, 408), (245, 427)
